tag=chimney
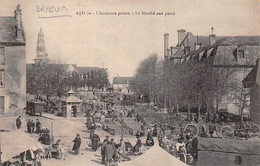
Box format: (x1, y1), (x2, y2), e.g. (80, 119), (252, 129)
(167, 48), (171, 57)
(164, 33), (169, 57)
(117, 74), (119, 79)
(209, 27), (216, 45)
(14, 5), (23, 40)
(177, 29), (186, 46)
(195, 35), (202, 50)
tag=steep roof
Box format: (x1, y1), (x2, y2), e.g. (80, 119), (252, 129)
(0, 16), (25, 45)
(113, 77), (133, 84)
(220, 36), (260, 46)
(243, 60), (259, 88)
(171, 35), (260, 64)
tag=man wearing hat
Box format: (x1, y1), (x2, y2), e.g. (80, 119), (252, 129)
(72, 134), (81, 155)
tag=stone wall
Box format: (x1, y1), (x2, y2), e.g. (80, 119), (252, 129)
(0, 45), (26, 113)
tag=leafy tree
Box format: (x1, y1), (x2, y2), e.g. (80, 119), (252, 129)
(130, 54), (162, 103)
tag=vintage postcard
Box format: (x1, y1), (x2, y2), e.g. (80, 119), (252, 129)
(0, 0), (260, 166)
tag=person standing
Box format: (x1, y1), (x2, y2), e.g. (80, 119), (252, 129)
(161, 136), (170, 152)
(89, 124), (96, 139)
(133, 139), (142, 153)
(118, 138), (126, 156)
(209, 122), (215, 137)
(152, 124), (158, 136)
(27, 119), (32, 133)
(105, 141), (116, 165)
(91, 131), (100, 151)
(16, 116), (22, 129)
(101, 139), (108, 164)
(72, 134), (81, 155)
(31, 120), (35, 133)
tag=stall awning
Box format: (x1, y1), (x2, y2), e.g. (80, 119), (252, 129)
(0, 130), (43, 162)
(119, 144), (188, 166)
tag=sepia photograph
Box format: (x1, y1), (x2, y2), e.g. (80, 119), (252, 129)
(0, 0), (260, 165)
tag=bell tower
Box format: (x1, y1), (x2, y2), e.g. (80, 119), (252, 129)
(34, 28), (50, 65)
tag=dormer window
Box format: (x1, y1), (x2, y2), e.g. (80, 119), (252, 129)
(0, 47), (4, 65)
(239, 50), (245, 58)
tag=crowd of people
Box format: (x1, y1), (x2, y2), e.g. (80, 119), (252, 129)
(157, 133), (198, 165)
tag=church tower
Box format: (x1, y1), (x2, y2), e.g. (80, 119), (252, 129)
(34, 28), (50, 65)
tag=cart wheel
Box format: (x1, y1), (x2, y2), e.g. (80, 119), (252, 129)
(184, 124), (199, 139)
(251, 124), (260, 137)
(220, 125), (234, 139)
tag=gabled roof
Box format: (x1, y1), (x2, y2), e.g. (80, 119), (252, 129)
(0, 16), (25, 45)
(66, 95), (82, 103)
(113, 77), (133, 84)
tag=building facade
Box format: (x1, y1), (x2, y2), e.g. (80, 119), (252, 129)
(243, 59), (260, 123)
(0, 5), (26, 113)
(163, 28), (260, 116)
(113, 76), (133, 94)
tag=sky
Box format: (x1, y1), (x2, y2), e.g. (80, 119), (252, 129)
(1, 0), (260, 82)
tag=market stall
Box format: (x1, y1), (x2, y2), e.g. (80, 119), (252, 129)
(0, 130), (44, 164)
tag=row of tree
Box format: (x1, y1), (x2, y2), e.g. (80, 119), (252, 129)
(26, 61), (109, 103)
(130, 53), (247, 120)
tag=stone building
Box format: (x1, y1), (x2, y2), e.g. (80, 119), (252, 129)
(163, 28), (260, 116)
(0, 5), (26, 113)
(243, 59), (260, 123)
(113, 76), (133, 94)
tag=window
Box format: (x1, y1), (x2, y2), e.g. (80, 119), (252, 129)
(239, 50), (245, 58)
(0, 47), (5, 65)
(0, 96), (4, 113)
(0, 70), (4, 87)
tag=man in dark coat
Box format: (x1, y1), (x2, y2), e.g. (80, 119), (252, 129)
(16, 116), (22, 129)
(35, 119), (41, 133)
(27, 119), (32, 133)
(101, 139), (108, 164)
(153, 124), (158, 136)
(72, 134), (81, 155)
(91, 131), (100, 151)
(31, 120), (35, 133)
